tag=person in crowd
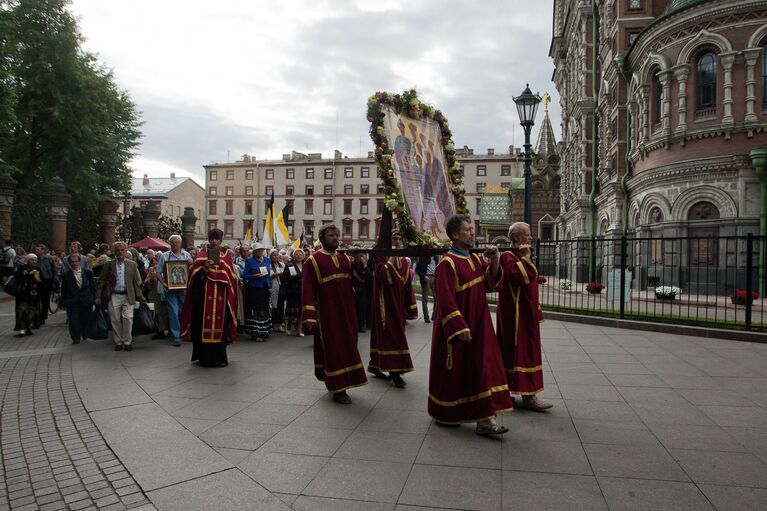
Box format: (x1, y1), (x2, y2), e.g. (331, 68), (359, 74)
(232, 244), (249, 330)
(180, 228), (238, 367)
(301, 224), (367, 404)
(157, 235), (192, 347)
(33, 244), (55, 326)
(368, 232), (416, 388)
(495, 222), (552, 412)
(143, 254), (169, 341)
(1, 239), (17, 285)
(126, 247), (145, 277)
(428, 214), (512, 436)
(282, 247), (305, 336)
(416, 254), (438, 323)
(242, 242), (272, 341)
(62, 241), (90, 271)
(60, 253), (96, 344)
(269, 249), (286, 333)
(95, 241), (146, 352)
(13, 253), (41, 337)
(353, 248), (369, 333)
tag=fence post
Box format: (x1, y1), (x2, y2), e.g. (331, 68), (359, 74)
(746, 234), (753, 331)
(620, 235), (627, 319)
(535, 238), (541, 269)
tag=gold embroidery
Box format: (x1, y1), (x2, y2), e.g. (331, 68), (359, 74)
(514, 287), (521, 345)
(429, 384), (510, 407)
(379, 288), (386, 329)
(446, 344), (453, 370)
(517, 261), (530, 285)
(438, 257), (460, 291)
(507, 365), (543, 373)
(441, 310), (462, 326)
(456, 275), (484, 292)
(446, 328), (470, 343)
(302, 305), (316, 311)
(324, 362), (364, 377)
(370, 348), (411, 355)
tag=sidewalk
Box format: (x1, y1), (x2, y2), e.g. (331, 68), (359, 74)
(1, 297), (767, 510)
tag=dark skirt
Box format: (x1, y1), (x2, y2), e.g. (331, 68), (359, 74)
(244, 286), (272, 338)
(189, 272), (230, 367)
(285, 291), (301, 317)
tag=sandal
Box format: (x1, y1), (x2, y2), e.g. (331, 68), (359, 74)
(475, 423), (509, 436)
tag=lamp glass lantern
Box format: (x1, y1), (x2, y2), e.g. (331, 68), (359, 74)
(513, 84), (542, 126)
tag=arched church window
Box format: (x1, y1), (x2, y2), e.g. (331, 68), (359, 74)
(696, 52), (716, 112)
(649, 207), (663, 224)
(688, 201), (720, 221)
(653, 70), (663, 125)
(688, 201), (720, 266)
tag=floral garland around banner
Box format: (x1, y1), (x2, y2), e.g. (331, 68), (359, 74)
(367, 89), (468, 247)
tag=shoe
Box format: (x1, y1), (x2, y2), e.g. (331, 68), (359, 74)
(298, 332), (305, 337)
(124, 345), (133, 352)
(332, 391), (352, 404)
(521, 396), (553, 412)
(391, 373), (407, 388)
(278, 324), (286, 333)
(476, 423), (509, 436)
(114, 345), (123, 351)
(424, 318), (431, 323)
(368, 365), (389, 379)
(172, 340), (181, 347)
(15, 331), (25, 338)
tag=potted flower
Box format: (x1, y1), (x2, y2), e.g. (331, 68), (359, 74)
(731, 290), (758, 305)
(585, 282), (604, 294)
(559, 279), (572, 291)
(655, 286), (681, 301)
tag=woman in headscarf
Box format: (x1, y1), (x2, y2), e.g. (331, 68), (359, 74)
(13, 253), (42, 337)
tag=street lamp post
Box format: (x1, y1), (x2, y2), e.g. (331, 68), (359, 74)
(513, 84), (542, 227)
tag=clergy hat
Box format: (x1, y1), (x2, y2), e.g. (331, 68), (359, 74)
(208, 228), (224, 241)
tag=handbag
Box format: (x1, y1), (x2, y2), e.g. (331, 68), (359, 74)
(131, 303), (156, 336)
(86, 307), (109, 340)
(3, 275), (20, 297)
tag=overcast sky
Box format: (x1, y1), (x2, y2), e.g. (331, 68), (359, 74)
(68, 0), (560, 185)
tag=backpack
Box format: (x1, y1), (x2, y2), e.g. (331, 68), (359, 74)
(0, 247), (11, 265)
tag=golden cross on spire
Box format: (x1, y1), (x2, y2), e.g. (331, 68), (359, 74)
(542, 92), (551, 116)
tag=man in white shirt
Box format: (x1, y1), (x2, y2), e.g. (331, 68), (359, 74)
(157, 235), (193, 347)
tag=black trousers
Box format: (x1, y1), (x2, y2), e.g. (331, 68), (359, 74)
(39, 279), (53, 322)
(66, 302), (92, 342)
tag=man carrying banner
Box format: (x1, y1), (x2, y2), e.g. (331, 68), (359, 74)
(301, 224), (368, 404)
(495, 222), (552, 411)
(428, 214), (512, 435)
(368, 231), (416, 388)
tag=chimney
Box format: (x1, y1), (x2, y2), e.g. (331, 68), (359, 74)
(170, 172), (176, 180)
(334, 150), (343, 159)
(142, 174), (150, 187)
(487, 148), (494, 155)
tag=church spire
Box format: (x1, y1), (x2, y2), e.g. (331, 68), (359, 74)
(535, 92), (557, 157)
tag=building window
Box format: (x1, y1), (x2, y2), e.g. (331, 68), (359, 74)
(304, 222), (314, 239)
(477, 182), (486, 193)
(361, 184), (369, 194)
(226, 170), (234, 180)
(245, 200), (253, 215)
(286, 200), (294, 216)
(361, 167), (370, 178)
(245, 169), (253, 180)
(501, 165), (511, 176)
(476, 198), (481, 215)
(343, 222), (352, 238)
(245, 186), (253, 196)
(207, 221), (217, 232)
(696, 52), (716, 112)
(225, 186), (233, 196)
(377, 185), (384, 194)
(344, 184), (353, 195)
(306, 185), (314, 196)
(287, 221), (294, 237)
(360, 199), (368, 215)
(344, 200), (352, 215)
(344, 167), (353, 178)
(225, 200), (233, 215)
(763, 47), (767, 107)
(324, 185), (333, 195)
(627, 0), (642, 10)
(305, 199), (313, 215)
(208, 200), (217, 215)
(224, 220), (233, 238)
(264, 200), (271, 214)
(541, 224), (554, 241)
(654, 71), (663, 125)
(209, 187), (217, 196)
(458, 165), (465, 176)
(474, 221), (482, 239)
(265, 185), (273, 195)
(209, 170), (217, 181)
(501, 182), (510, 190)
(323, 199), (332, 215)
(243, 220), (253, 238)
(324, 168), (333, 179)
(477, 165), (486, 176)
(306, 168), (315, 179)
(265, 168), (274, 179)
(377, 199), (384, 215)
(287, 168), (295, 179)
(627, 31), (640, 46)
(286, 185), (294, 196)
(359, 221), (369, 239)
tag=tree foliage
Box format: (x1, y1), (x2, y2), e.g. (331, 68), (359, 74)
(115, 208), (181, 244)
(0, 0), (142, 245)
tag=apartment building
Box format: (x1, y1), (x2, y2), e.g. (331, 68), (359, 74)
(203, 148), (526, 246)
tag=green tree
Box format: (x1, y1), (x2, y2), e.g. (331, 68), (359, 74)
(0, 0), (142, 246)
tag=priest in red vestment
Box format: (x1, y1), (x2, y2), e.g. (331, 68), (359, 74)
(368, 231), (415, 388)
(180, 229), (238, 367)
(428, 214), (513, 436)
(495, 222), (552, 411)
(302, 224), (368, 404)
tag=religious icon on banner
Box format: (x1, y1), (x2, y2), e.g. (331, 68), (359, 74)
(367, 89), (468, 247)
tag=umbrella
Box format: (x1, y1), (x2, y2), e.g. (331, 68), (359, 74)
(129, 237), (170, 251)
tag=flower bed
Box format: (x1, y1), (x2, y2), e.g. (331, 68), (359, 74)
(655, 286), (681, 301)
(731, 289), (758, 305)
(559, 279), (572, 291)
(585, 282), (604, 294)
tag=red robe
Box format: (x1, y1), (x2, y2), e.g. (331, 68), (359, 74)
(369, 256), (415, 373)
(180, 249), (238, 343)
(496, 251), (545, 395)
(428, 250), (513, 424)
(301, 249), (368, 393)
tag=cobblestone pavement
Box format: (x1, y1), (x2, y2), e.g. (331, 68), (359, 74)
(2, 294), (767, 510)
(0, 300), (155, 511)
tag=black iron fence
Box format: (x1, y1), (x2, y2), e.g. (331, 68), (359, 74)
(481, 235), (767, 332)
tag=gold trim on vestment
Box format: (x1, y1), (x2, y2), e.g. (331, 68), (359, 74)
(324, 362), (364, 377)
(430, 409), (514, 425)
(512, 388), (544, 395)
(514, 287), (521, 345)
(506, 365), (543, 373)
(408, 303), (418, 310)
(517, 261), (530, 285)
(445, 328), (470, 343)
(303, 305), (316, 311)
(379, 288), (386, 329)
(428, 384), (509, 407)
(370, 348), (411, 355)
(330, 381), (368, 394)
(441, 310), (462, 326)
(456, 275), (484, 292)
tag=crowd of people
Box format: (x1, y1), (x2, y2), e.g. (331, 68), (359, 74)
(4, 213), (550, 438)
